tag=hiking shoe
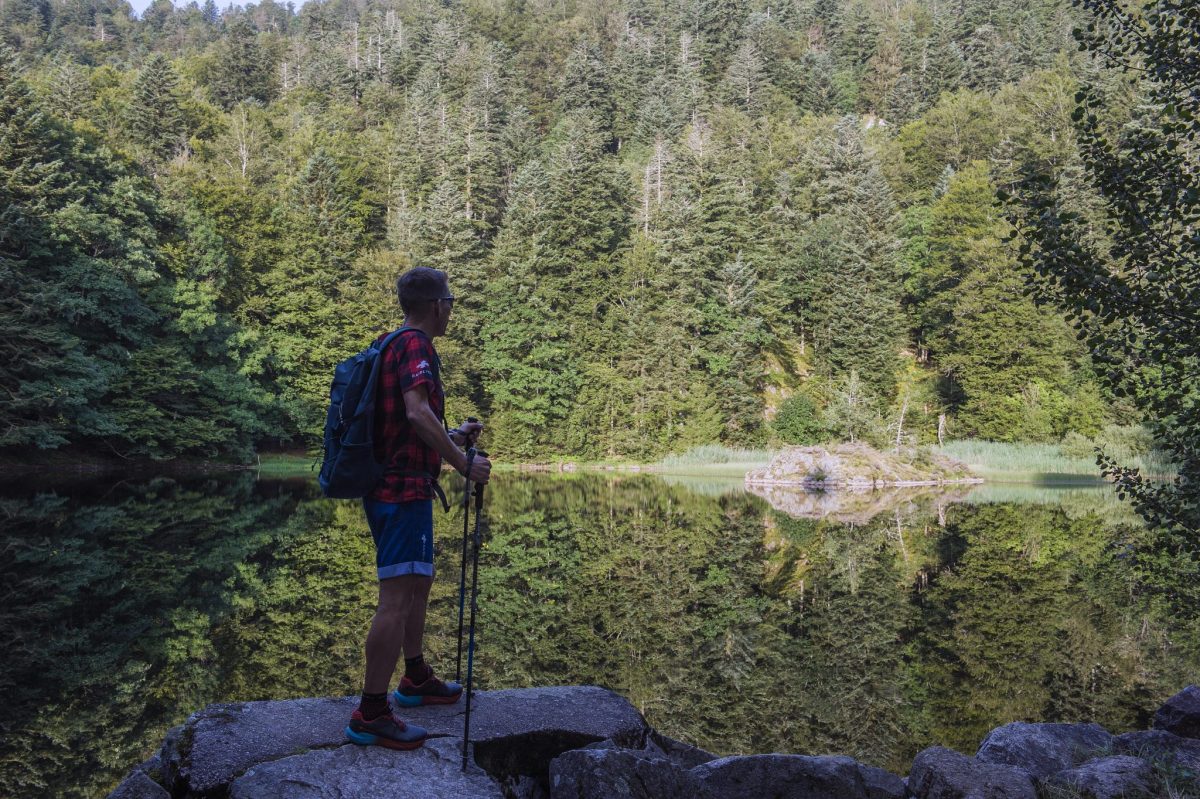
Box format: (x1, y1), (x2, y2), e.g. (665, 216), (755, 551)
(344, 709), (427, 750)
(394, 665), (463, 707)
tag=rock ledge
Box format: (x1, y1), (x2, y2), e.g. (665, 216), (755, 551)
(108, 684), (1200, 799)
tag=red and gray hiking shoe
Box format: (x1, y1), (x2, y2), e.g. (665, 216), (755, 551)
(344, 709), (427, 750)
(394, 665), (463, 707)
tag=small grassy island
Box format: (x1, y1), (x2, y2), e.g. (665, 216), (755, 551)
(745, 443), (981, 488)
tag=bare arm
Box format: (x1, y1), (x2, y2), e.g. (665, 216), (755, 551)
(402, 386), (490, 482)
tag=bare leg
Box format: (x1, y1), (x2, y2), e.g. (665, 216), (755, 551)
(363, 575), (423, 694)
(403, 576), (434, 660)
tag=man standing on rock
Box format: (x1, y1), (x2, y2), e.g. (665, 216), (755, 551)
(345, 266), (492, 751)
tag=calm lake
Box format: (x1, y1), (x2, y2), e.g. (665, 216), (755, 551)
(1, 470), (1195, 797)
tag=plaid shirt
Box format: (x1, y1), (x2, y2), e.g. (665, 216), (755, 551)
(368, 329), (445, 503)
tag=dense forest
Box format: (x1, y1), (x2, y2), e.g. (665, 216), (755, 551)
(0, 0), (1159, 461)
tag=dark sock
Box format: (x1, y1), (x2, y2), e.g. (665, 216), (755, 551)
(404, 654), (427, 681)
(359, 691), (389, 721)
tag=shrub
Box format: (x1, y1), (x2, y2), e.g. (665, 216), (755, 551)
(773, 395), (826, 445)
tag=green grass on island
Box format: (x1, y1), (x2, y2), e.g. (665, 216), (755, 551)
(253, 452), (317, 477)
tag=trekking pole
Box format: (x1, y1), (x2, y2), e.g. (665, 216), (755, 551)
(462, 472), (486, 771)
(455, 419), (478, 683)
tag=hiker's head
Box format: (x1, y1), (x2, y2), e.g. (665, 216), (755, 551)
(397, 267), (453, 334)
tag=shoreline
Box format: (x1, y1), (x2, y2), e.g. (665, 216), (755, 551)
(0, 446), (1145, 487)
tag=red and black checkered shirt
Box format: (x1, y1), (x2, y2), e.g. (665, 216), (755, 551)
(368, 329), (445, 503)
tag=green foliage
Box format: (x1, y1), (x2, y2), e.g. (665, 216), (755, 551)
(0, 47), (267, 459)
(773, 394), (826, 445)
(1007, 0), (1200, 556)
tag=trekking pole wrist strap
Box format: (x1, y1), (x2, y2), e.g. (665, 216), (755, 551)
(462, 448), (476, 479)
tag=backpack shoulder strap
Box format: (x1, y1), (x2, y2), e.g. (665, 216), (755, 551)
(378, 326), (414, 354)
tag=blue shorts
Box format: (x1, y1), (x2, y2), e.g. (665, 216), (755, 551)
(363, 499), (434, 580)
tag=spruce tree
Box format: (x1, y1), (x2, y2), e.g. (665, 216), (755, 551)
(803, 118), (903, 400)
(720, 38), (768, 116)
(125, 54), (186, 167)
(212, 19), (275, 108)
(922, 12), (966, 102)
(558, 41), (617, 140)
(481, 161), (577, 457)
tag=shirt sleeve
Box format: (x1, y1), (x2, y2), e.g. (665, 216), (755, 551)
(396, 334), (437, 394)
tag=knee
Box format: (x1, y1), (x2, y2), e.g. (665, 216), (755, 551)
(376, 592), (412, 618)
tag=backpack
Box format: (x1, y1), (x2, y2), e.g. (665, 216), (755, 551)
(317, 327), (417, 499)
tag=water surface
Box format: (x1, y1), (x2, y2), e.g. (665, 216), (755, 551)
(1, 471), (1194, 797)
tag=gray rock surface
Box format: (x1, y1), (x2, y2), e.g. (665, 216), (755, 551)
(229, 738), (502, 799)
(180, 686), (645, 796)
(648, 730), (718, 769)
(908, 746), (1036, 799)
(182, 696), (363, 795)
(1153, 685), (1200, 739)
(1114, 728), (1200, 771)
(1042, 755), (1153, 799)
(690, 753), (906, 799)
(975, 722), (1112, 779)
(549, 746), (707, 799)
(105, 771), (170, 799)
(468, 686), (649, 783)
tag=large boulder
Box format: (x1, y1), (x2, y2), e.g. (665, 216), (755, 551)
(690, 753), (906, 799)
(1114, 729), (1200, 772)
(229, 738), (502, 799)
(549, 746), (707, 799)
(975, 722), (1112, 779)
(908, 746), (1036, 799)
(1153, 685), (1200, 739)
(1041, 755), (1154, 799)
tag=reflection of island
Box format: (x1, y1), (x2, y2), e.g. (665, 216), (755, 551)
(747, 481), (977, 524)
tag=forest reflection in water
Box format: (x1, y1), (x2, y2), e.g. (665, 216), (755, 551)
(0, 471), (1195, 798)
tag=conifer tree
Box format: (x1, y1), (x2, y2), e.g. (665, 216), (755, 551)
(801, 50), (845, 114)
(212, 19), (276, 108)
(264, 147), (365, 431)
(481, 161), (577, 457)
(922, 13), (966, 102)
(721, 38), (768, 115)
(692, 0), (750, 79)
(125, 54), (186, 167)
(803, 118), (903, 400)
(932, 163), (1074, 439)
(44, 59), (92, 121)
(558, 41), (617, 139)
